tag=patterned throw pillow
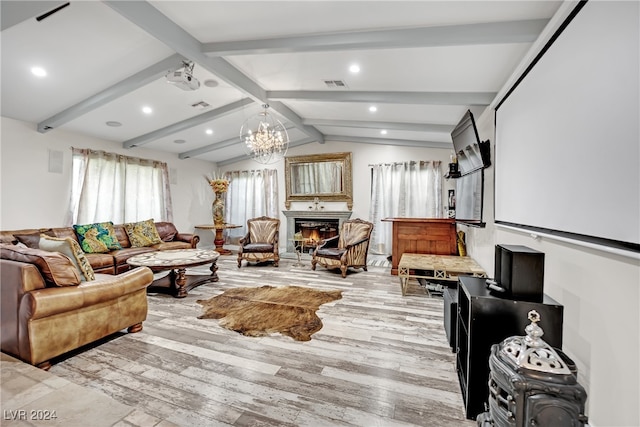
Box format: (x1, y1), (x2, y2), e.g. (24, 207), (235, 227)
(124, 219), (162, 248)
(39, 235), (96, 281)
(73, 222), (122, 253)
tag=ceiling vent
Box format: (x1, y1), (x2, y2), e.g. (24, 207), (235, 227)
(191, 101), (211, 110)
(324, 80), (348, 89)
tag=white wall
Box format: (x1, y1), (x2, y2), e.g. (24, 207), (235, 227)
(0, 117), (217, 237)
(221, 140), (453, 247)
(463, 101), (640, 427)
(463, 3), (640, 424)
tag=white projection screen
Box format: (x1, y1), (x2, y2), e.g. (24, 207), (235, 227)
(495, 1), (639, 253)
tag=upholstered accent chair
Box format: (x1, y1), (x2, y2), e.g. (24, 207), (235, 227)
(237, 216), (280, 268)
(312, 218), (373, 278)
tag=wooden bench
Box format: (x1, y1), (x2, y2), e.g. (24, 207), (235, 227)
(398, 253), (486, 296)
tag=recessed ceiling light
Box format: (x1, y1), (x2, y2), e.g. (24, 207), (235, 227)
(205, 129), (213, 135)
(203, 79), (219, 88)
(369, 106), (377, 113)
(173, 139), (186, 144)
(349, 64), (360, 73)
(31, 66), (47, 77)
(142, 106), (152, 114)
(380, 129), (388, 135)
(106, 121), (122, 127)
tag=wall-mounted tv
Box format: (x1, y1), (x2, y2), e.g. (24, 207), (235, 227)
(454, 168), (485, 227)
(451, 110), (490, 176)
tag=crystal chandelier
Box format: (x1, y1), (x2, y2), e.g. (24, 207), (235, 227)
(239, 104), (289, 164)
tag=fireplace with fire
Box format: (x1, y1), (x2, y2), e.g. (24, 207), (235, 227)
(295, 219), (339, 252)
(283, 210), (353, 255)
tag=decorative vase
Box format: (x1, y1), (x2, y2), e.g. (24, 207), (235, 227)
(212, 191), (225, 226)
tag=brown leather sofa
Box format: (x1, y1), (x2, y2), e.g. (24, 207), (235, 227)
(0, 244), (154, 370)
(0, 222), (199, 275)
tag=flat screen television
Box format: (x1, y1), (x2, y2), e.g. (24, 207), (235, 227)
(454, 169), (484, 226)
(451, 110), (490, 176)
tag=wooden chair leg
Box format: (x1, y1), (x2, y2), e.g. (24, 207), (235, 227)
(36, 360), (52, 371)
(341, 265), (348, 278)
(127, 322), (143, 333)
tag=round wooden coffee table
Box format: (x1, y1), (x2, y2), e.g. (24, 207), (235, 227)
(127, 249), (220, 298)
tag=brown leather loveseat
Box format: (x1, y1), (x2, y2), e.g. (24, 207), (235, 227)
(0, 221), (199, 275)
(0, 244), (154, 370)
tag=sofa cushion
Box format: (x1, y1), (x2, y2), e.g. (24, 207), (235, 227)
(242, 243), (275, 253)
(113, 225), (132, 248)
(48, 227), (79, 241)
(84, 253), (117, 272)
(151, 241), (193, 251)
(315, 247), (347, 260)
(39, 235), (96, 282)
(124, 219), (162, 248)
(14, 232), (43, 249)
(0, 229), (53, 246)
(155, 222), (178, 242)
(73, 222), (122, 253)
(0, 243), (81, 286)
(111, 247), (156, 266)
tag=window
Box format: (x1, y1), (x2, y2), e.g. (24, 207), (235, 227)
(369, 160), (443, 254)
(224, 169), (278, 242)
(67, 148), (173, 225)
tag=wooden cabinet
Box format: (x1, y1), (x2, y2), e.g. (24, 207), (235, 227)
(382, 218), (457, 275)
(456, 276), (564, 420)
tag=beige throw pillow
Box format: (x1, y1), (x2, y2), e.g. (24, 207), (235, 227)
(39, 235), (96, 281)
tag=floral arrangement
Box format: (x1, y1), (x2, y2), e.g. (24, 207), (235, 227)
(205, 173), (230, 193)
(209, 179), (229, 193)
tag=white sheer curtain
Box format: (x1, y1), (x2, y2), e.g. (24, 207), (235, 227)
(369, 160), (443, 255)
(224, 169), (278, 242)
(67, 148), (173, 225)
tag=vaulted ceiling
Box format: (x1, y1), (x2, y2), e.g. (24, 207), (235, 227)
(1, 1), (562, 165)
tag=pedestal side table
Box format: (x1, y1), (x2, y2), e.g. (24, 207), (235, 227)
(195, 224), (242, 255)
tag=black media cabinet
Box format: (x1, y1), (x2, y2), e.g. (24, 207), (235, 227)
(456, 276), (564, 420)
(443, 287), (458, 350)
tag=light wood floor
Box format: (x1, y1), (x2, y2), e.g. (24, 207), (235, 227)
(46, 257), (474, 427)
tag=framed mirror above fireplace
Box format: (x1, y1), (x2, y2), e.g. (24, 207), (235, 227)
(284, 152), (353, 209)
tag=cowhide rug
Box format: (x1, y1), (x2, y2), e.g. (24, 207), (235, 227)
(196, 285), (342, 341)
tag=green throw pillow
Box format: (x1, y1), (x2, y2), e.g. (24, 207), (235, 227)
(124, 219), (162, 248)
(39, 234), (96, 281)
(73, 222), (122, 253)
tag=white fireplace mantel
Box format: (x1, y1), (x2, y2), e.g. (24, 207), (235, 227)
(283, 210), (353, 253)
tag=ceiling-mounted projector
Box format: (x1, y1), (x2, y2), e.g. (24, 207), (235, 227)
(166, 61), (200, 91)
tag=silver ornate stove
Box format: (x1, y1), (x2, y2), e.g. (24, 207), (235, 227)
(477, 310), (588, 427)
